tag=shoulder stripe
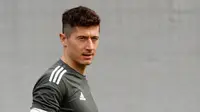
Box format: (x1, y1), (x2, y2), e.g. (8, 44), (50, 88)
(49, 66), (60, 82)
(49, 66), (67, 85)
(53, 67), (64, 83)
(56, 69), (67, 85)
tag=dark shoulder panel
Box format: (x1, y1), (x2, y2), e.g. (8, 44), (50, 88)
(31, 65), (68, 112)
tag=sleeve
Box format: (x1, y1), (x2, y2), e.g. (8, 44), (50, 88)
(31, 75), (66, 112)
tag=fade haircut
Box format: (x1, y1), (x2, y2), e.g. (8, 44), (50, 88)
(62, 6), (101, 36)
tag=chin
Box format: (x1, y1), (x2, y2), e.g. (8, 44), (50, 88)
(81, 61), (92, 65)
(84, 62), (92, 65)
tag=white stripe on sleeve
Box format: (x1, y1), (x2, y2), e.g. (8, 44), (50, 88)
(53, 67), (64, 83)
(56, 70), (67, 85)
(30, 108), (47, 112)
(49, 66), (60, 82)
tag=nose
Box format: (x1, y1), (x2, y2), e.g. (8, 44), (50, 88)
(85, 38), (94, 50)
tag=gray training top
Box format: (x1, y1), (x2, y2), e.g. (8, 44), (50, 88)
(31, 59), (98, 112)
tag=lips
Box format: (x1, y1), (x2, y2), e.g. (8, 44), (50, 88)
(82, 53), (93, 56)
(82, 53), (93, 60)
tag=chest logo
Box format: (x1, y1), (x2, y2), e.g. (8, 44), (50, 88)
(80, 92), (86, 101)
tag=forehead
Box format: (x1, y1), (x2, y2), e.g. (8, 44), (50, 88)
(72, 26), (100, 36)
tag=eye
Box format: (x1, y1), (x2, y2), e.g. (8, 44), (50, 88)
(91, 36), (99, 40)
(78, 36), (87, 40)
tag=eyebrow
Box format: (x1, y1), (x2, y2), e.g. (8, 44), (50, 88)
(91, 36), (99, 38)
(77, 35), (99, 38)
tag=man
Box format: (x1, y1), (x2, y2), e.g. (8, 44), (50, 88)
(30, 6), (100, 112)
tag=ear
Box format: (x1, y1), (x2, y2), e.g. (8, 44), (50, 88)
(59, 33), (67, 47)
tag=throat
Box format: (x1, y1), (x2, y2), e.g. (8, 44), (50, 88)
(74, 63), (86, 75)
(61, 56), (86, 75)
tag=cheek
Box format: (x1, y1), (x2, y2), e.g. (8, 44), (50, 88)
(68, 43), (82, 56)
(94, 42), (99, 50)
(93, 44), (98, 55)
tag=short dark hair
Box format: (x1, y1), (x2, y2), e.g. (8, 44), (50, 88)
(62, 6), (101, 35)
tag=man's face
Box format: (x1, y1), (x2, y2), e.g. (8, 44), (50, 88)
(63, 26), (100, 66)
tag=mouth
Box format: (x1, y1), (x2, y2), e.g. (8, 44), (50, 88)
(82, 54), (93, 56)
(82, 53), (93, 60)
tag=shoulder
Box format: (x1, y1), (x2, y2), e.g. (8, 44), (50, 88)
(47, 65), (67, 85)
(33, 64), (69, 94)
(37, 64), (68, 84)
(31, 61), (70, 111)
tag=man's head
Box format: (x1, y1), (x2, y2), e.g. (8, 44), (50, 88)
(60, 6), (101, 66)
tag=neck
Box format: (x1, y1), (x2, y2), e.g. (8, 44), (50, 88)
(61, 55), (86, 75)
